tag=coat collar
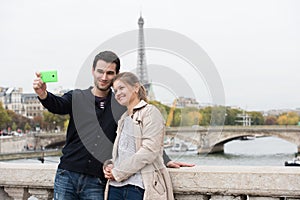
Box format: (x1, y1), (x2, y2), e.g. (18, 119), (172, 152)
(119, 100), (148, 122)
(133, 100), (148, 112)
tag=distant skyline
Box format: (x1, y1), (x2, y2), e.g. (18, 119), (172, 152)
(1, 0), (299, 111)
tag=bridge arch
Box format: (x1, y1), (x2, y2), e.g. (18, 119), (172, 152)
(211, 133), (298, 154)
(33, 133), (66, 150)
(45, 140), (65, 149)
(165, 126), (300, 154)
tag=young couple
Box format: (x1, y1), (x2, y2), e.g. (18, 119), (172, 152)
(33, 51), (194, 200)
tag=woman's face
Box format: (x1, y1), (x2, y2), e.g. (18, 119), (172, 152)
(113, 80), (138, 107)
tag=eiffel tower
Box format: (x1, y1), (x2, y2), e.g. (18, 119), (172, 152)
(137, 15), (155, 100)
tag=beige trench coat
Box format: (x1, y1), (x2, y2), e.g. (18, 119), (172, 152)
(104, 100), (174, 200)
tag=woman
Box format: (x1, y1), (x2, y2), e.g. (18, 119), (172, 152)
(103, 72), (174, 200)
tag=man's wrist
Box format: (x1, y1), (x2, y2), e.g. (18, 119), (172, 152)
(39, 91), (48, 100)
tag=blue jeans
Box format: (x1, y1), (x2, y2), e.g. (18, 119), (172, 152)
(54, 168), (105, 200)
(108, 185), (144, 200)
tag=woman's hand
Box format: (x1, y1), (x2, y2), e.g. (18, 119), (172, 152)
(103, 160), (115, 180)
(103, 163), (115, 180)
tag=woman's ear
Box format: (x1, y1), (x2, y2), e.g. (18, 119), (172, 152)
(134, 83), (140, 93)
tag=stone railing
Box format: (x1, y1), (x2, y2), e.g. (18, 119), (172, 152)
(0, 163), (300, 200)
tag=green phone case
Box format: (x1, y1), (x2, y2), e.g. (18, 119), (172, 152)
(41, 70), (58, 83)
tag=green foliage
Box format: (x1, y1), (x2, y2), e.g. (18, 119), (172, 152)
(0, 101), (11, 129)
(43, 111), (69, 131)
(33, 115), (44, 130)
(24, 122), (31, 131)
(172, 109), (182, 126)
(11, 122), (17, 131)
(181, 107), (201, 126)
(225, 108), (242, 125)
(6, 110), (33, 132)
(287, 112), (299, 125)
(199, 107), (212, 126)
(210, 106), (226, 126)
(277, 112), (299, 125)
(247, 111), (264, 125)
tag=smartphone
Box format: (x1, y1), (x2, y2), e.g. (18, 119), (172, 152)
(40, 70), (58, 83)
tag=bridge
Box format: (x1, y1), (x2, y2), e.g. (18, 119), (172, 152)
(1, 126), (299, 154)
(165, 126), (300, 153)
(0, 133), (65, 154)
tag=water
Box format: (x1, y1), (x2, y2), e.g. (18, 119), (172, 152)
(165, 136), (298, 166)
(3, 136), (297, 166)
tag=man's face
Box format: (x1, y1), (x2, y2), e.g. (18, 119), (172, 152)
(92, 60), (117, 92)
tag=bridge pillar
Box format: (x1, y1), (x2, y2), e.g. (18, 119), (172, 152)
(197, 147), (211, 154)
(210, 143), (224, 153)
(198, 144), (224, 154)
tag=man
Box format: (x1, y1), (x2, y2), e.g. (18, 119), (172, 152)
(33, 51), (194, 200)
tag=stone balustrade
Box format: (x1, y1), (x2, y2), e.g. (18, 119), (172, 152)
(0, 163), (300, 200)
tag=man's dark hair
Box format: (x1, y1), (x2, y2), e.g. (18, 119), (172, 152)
(93, 51), (120, 74)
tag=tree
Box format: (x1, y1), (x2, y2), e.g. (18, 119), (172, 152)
(277, 112), (299, 125)
(172, 108), (182, 127)
(43, 111), (69, 131)
(33, 115), (45, 131)
(277, 114), (288, 125)
(181, 107), (202, 126)
(225, 108), (242, 125)
(0, 101), (11, 129)
(210, 106), (226, 126)
(199, 106), (212, 126)
(287, 112), (299, 125)
(24, 122), (31, 132)
(6, 110), (33, 132)
(248, 111), (264, 125)
(264, 115), (277, 125)
(11, 122), (17, 131)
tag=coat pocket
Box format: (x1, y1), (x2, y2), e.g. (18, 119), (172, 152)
(152, 169), (166, 195)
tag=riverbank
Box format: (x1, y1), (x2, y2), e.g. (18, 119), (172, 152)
(0, 149), (62, 161)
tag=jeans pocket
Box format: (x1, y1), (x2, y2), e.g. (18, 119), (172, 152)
(97, 178), (107, 186)
(134, 186), (145, 196)
(56, 168), (66, 175)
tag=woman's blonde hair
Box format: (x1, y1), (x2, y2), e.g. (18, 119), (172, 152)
(113, 72), (148, 102)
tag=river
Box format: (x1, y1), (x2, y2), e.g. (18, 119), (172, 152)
(3, 136), (297, 166)
(166, 136), (297, 166)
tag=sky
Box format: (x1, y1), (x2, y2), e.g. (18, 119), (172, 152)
(0, 0), (299, 111)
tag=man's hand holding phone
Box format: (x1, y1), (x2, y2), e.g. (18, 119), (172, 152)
(40, 70), (58, 83)
(33, 70), (58, 100)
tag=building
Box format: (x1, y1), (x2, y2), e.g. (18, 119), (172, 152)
(22, 93), (45, 118)
(0, 86), (69, 119)
(176, 97), (199, 108)
(0, 87), (25, 116)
